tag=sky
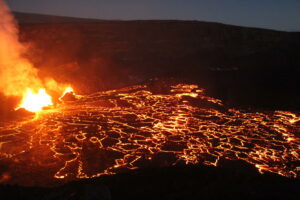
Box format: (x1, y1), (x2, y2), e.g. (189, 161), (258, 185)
(5, 0), (300, 31)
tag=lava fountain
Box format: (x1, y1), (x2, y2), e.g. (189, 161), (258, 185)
(17, 88), (53, 112)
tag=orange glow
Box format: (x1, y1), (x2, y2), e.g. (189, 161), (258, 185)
(63, 86), (74, 95)
(59, 86), (74, 100)
(17, 88), (53, 112)
(0, 1), (74, 113)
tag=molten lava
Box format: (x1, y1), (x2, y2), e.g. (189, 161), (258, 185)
(17, 88), (53, 112)
(0, 82), (299, 186)
(59, 86), (74, 101)
(62, 87), (74, 96)
(16, 86), (77, 112)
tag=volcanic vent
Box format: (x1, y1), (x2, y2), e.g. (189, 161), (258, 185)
(0, 81), (299, 186)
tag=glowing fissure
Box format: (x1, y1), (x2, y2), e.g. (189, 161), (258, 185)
(0, 83), (299, 186)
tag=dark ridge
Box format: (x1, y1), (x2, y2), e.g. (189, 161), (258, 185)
(13, 12), (101, 24)
(12, 13), (300, 110)
(12, 11), (300, 33)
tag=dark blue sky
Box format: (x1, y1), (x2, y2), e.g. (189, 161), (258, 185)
(6, 0), (300, 31)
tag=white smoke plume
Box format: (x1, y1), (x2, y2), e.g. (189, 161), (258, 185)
(0, 0), (69, 100)
(0, 0), (44, 96)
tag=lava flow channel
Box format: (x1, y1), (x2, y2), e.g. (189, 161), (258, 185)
(0, 83), (299, 186)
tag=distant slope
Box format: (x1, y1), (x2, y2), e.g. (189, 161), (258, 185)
(13, 12), (300, 109)
(13, 12), (100, 24)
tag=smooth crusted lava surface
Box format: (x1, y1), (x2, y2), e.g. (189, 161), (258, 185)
(0, 82), (299, 186)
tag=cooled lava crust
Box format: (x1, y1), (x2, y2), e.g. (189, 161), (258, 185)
(0, 81), (299, 186)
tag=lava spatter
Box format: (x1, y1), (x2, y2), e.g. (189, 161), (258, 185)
(0, 83), (299, 186)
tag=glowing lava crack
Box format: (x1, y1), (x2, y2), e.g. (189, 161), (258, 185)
(0, 83), (299, 186)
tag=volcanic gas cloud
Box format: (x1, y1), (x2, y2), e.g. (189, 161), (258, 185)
(0, 0), (71, 112)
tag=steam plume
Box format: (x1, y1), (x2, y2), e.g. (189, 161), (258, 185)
(0, 0), (43, 96)
(0, 0), (70, 102)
